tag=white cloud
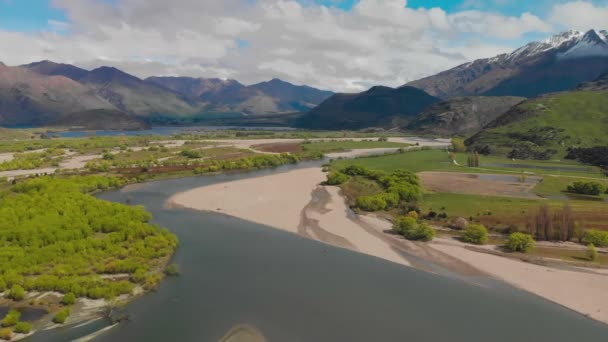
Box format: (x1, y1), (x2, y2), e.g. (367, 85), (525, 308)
(0, 0), (581, 92)
(549, 1), (608, 31)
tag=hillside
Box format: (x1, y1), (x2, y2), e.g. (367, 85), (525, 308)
(0, 64), (115, 126)
(296, 86), (440, 130)
(406, 96), (526, 137)
(578, 72), (608, 90)
(50, 109), (150, 130)
(406, 30), (608, 99)
(466, 91), (608, 159)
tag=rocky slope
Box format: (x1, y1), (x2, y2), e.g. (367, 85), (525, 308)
(406, 30), (608, 99)
(406, 96), (526, 137)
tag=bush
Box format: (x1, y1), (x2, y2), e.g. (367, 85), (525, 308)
(407, 211), (419, 220)
(325, 172), (349, 185)
(355, 195), (387, 212)
(13, 322), (32, 334)
(53, 308), (70, 324)
(61, 293), (76, 305)
(164, 264), (180, 276)
(583, 229), (608, 247)
(380, 192), (400, 208)
(7, 285), (25, 301)
(403, 223), (435, 242)
(566, 181), (606, 196)
(462, 224), (489, 245)
(1, 310), (20, 327)
(587, 244), (599, 262)
(0, 328), (11, 340)
(506, 233), (535, 253)
(393, 217), (417, 235)
(451, 137), (466, 153)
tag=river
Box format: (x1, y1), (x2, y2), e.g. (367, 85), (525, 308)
(28, 161), (608, 341)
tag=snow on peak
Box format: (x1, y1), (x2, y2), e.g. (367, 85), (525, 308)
(557, 29), (608, 60)
(505, 29), (608, 62)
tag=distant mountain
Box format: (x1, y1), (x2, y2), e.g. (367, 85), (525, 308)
(466, 90), (608, 159)
(406, 96), (526, 137)
(0, 63), (114, 126)
(578, 72), (608, 90)
(296, 86), (440, 130)
(146, 76), (333, 114)
(248, 78), (334, 112)
(406, 30), (608, 99)
(50, 109), (150, 130)
(23, 61), (205, 117)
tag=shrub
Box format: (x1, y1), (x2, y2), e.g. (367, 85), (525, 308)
(13, 322), (32, 334)
(587, 244), (599, 262)
(7, 285), (25, 301)
(380, 192), (400, 208)
(387, 183), (422, 202)
(355, 196), (387, 212)
(566, 181), (606, 196)
(1, 310), (20, 327)
(53, 308), (70, 324)
(325, 172), (349, 185)
(403, 223), (435, 242)
(506, 233), (535, 253)
(179, 150), (202, 159)
(462, 224), (489, 245)
(164, 264), (180, 276)
(61, 293), (76, 305)
(450, 217), (468, 230)
(0, 328), (11, 340)
(584, 229), (608, 247)
(451, 137), (466, 153)
(393, 217), (417, 235)
(407, 211), (419, 220)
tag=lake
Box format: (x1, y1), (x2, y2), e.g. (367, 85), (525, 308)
(28, 162), (608, 341)
(55, 126), (295, 138)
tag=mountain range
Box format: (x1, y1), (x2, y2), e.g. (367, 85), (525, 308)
(406, 29), (608, 99)
(0, 60), (333, 127)
(296, 29), (608, 132)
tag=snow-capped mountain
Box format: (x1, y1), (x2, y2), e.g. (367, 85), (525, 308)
(406, 29), (608, 99)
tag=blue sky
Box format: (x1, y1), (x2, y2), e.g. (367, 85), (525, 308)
(0, 0), (66, 31)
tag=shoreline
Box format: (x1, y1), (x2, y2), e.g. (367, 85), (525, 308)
(167, 163), (608, 325)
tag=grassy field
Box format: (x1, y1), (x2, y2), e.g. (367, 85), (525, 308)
(330, 149), (608, 231)
(302, 140), (411, 153)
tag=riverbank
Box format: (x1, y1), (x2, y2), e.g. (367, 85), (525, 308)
(167, 162), (608, 325)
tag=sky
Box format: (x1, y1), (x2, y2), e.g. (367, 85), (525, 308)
(0, 0), (607, 91)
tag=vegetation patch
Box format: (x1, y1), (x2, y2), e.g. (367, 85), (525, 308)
(0, 176), (178, 304)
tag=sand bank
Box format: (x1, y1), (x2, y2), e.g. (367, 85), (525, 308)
(168, 162), (608, 325)
(430, 238), (608, 324)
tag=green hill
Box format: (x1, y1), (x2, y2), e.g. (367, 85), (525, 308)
(466, 90), (608, 159)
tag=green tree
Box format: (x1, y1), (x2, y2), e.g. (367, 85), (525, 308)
(1, 310), (20, 327)
(403, 223), (435, 242)
(451, 137), (466, 153)
(61, 293), (76, 305)
(393, 217), (417, 235)
(506, 233), (535, 253)
(0, 328), (12, 340)
(586, 244), (599, 262)
(325, 172), (349, 185)
(7, 285), (25, 301)
(462, 224), (489, 245)
(13, 322), (32, 334)
(583, 229), (608, 247)
(53, 308), (71, 324)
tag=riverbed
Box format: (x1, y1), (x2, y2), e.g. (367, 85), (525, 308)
(28, 162), (608, 341)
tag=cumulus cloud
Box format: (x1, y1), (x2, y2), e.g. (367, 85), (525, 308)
(0, 0), (580, 92)
(549, 1), (608, 31)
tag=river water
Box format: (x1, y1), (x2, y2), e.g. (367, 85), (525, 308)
(29, 162), (608, 341)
